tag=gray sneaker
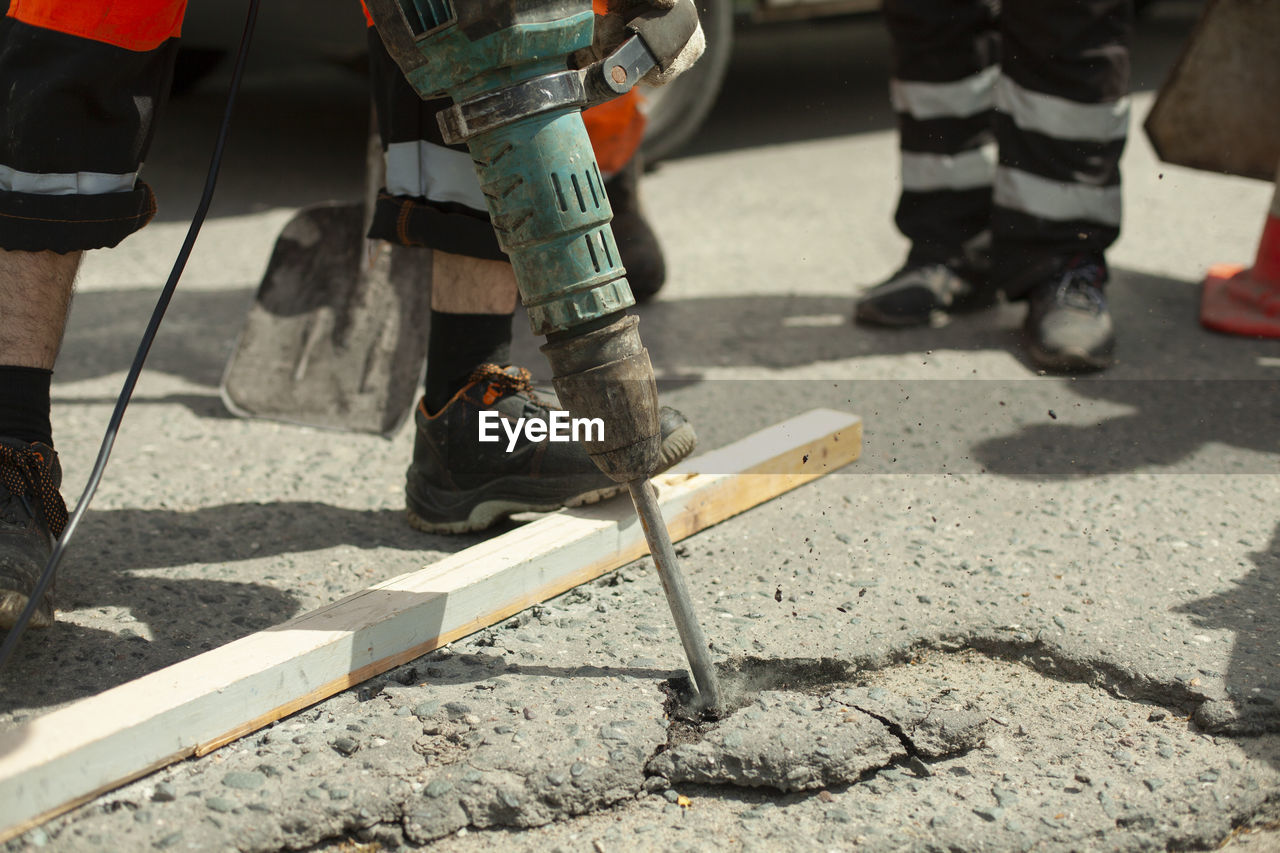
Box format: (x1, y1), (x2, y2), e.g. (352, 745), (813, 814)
(855, 262), (994, 327)
(1024, 259), (1115, 373)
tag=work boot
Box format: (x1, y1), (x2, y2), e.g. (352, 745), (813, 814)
(606, 158), (666, 303)
(854, 258), (995, 327)
(1023, 257), (1115, 373)
(0, 439), (68, 630)
(406, 364), (697, 534)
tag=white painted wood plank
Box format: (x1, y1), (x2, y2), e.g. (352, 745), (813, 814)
(0, 408), (861, 841)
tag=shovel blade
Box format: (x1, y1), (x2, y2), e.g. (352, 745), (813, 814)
(221, 201), (431, 437)
(1145, 0), (1280, 181)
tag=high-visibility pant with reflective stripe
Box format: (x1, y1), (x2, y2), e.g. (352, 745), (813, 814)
(885, 0), (1133, 298)
(0, 1), (187, 252)
(1, 2), (646, 258)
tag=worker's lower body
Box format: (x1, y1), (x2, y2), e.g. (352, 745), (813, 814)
(0, 5), (689, 628)
(363, 30), (691, 534)
(0, 2), (172, 629)
(857, 0), (1133, 372)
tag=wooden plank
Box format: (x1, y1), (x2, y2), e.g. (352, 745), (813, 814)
(0, 408), (861, 842)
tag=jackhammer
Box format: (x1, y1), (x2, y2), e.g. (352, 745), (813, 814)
(362, 0), (723, 711)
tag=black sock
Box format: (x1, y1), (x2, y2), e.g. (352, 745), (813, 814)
(0, 366), (53, 447)
(424, 311), (514, 413)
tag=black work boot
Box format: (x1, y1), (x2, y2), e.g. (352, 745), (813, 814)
(406, 364), (697, 534)
(0, 439), (68, 630)
(606, 158), (666, 303)
(854, 263), (989, 327)
(855, 236), (996, 327)
(1023, 258), (1115, 373)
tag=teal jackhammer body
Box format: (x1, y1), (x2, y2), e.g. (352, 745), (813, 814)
(364, 0), (723, 711)
(369, 0), (661, 482)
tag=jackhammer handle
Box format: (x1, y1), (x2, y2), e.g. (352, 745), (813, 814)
(579, 35), (658, 107)
(363, 0), (431, 82)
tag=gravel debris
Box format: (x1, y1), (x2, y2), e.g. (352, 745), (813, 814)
(221, 771), (265, 790)
(332, 736), (361, 756)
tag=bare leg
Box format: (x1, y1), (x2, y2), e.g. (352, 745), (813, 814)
(0, 248), (78, 629)
(421, 249), (518, 413)
(430, 249), (517, 314)
(0, 249), (81, 369)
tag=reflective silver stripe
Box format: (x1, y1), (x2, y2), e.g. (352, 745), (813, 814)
(0, 164), (137, 196)
(385, 140), (486, 211)
(994, 77), (1129, 142)
(890, 65), (998, 120)
(901, 144), (997, 192)
(995, 166), (1121, 226)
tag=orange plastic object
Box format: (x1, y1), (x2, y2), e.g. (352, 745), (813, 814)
(1201, 209), (1280, 338)
(6, 0), (186, 51)
(583, 90), (647, 175)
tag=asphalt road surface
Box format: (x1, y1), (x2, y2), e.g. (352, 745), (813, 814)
(3, 5), (1278, 851)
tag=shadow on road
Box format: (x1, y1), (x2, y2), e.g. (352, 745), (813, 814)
(58, 270), (1280, 481)
(587, 269), (1276, 383)
(344, 652), (683, 699)
(73, 502), (463, 572)
(1176, 522), (1280, 770)
(620, 268), (1273, 476)
(0, 502), (479, 717)
(0, 578), (297, 719)
(965, 269), (1280, 479)
(57, 287), (255, 388)
(971, 375), (1280, 479)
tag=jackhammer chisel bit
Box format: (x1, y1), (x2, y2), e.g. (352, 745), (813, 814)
(365, 0), (724, 711)
(629, 480), (722, 709)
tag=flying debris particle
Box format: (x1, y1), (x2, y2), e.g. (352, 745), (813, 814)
(1048, 410), (1058, 419)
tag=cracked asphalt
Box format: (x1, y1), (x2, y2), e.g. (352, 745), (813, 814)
(3, 5), (1279, 851)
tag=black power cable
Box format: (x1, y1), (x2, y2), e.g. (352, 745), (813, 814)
(0, 0), (262, 671)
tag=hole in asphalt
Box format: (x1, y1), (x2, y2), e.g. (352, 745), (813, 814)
(659, 656), (859, 745)
(649, 654), (995, 793)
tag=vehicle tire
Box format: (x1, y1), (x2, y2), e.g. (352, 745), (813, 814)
(638, 0), (735, 165)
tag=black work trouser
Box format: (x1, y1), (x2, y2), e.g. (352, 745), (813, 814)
(0, 10), (504, 260)
(885, 0), (1134, 297)
(366, 28), (508, 261)
(0, 7), (181, 252)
